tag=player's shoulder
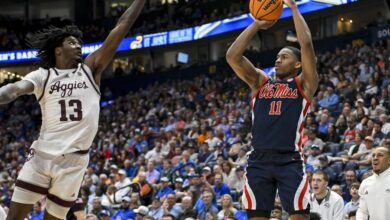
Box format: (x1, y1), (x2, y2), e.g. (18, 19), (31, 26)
(23, 67), (50, 83)
(330, 190), (343, 202)
(81, 63), (93, 74)
(25, 67), (47, 76)
(359, 175), (376, 191)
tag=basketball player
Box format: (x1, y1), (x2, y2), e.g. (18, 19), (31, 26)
(0, 0), (145, 219)
(226, 0), (318, 220)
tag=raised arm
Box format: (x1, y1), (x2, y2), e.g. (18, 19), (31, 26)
(284, 0), (318, 99)
(0, 80), (34, 105)
(226, 20), (275, 93)
(84, 0), (146, 86)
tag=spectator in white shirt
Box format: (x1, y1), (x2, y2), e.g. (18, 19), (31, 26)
(310, 170), (344, 220)
(357, 146), (390, 220)
(114, 169), (132, 203)
(379, 113), (390, 135)
(344, 182), (360, 219)
(145, 141), (163, 164)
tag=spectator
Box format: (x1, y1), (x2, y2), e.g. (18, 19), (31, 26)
(319, 86), (339, 110)
(357, 146), (390, 220)
(160, 214), (175, 220)
(227, 166), (245, 196)
(155, 177), (175, 200)
(114, 169), (132, 203)
(145, 142), (163, 164)
(89, 197), (107, 217)
(340, 169), (358, 202)
(310, 170), (344, 220)
(162, 193), (183, 218)
(317, 155), (338, 184)
(379, 113), (390, 135)
(344, 182), (360, 218)
(160, 158), (174, 182)
(99, 209), (110, 220)
(134, 205), (149, 220)
(147, 198), (162, 218)
(178, 196), (197, 220)
(129, 192), (141, 209)
(269, 205), (282, 220)
(196, 190), (218, 220)
(347, 133), (366, 159)
(331, 184), (343, 197)
(111, 196), (136, 220)
(304, 128), (325, 154)
(28, 201), (44, 220)
(137, 171), (153, 205)
(213, 173), (231, 203)
(306, 144), (322, 169)
(146, 160), (160, 184)
(217, 194), (237, 220)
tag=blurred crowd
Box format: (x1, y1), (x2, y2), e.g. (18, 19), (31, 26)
(0, 0), (248, 51)
(1, 37), (390, 220)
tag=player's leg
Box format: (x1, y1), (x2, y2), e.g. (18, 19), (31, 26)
(45, 152), (89, 219)
(275, 153), (310, 220)
(244, 151), (277, 220)
(6, 202), (33, 220)
(7, 151), (51, 220)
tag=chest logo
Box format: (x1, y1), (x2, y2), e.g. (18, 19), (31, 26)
(258, 83), (298, 99)
(49, 81), (89, 97)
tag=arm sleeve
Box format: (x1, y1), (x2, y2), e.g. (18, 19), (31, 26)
(334, 197), (345, 220)
(23, 68), (46, 98)
(356, 184), (369, 220)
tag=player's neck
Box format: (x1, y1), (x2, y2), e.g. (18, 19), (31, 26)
(315, 189), (328, 200)
(277, 73), (296, 81)
(56, 59), (78, 70)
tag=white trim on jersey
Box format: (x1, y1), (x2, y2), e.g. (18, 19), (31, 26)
(243, 150), (257, 210)
(293, 173), (310, 211)
(294, 98), (310, 154)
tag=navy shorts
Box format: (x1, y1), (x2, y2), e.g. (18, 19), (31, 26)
(242, 149), (310, 217)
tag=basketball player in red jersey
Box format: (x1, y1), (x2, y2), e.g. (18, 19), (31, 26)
(226, 0), (318, 220)
(0, 0), (145, 219)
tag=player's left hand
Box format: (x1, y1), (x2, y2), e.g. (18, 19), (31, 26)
(283, 0), (297, 9)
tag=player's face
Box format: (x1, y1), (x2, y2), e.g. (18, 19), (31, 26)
(275, 48), (300, 79)
(311, 173), (328, 195)
(372, 147), (390, 174)
(60, 36), (82, 63)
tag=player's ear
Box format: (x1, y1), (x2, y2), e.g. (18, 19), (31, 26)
(295, 61), (301, 69)
(55, 47), (62, 56)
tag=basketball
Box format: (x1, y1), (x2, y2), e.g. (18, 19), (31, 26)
(249, 0), (284, 21)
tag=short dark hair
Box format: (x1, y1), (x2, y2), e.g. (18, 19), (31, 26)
(313, 170), (329, 182)
(310, 212), (322, 220)
(349, 210), (357, 218)
(27, 25), (82, 69)
(161, 214), (175, 220)
(350, 182), (360, 190)
(284, 46), (301, 61)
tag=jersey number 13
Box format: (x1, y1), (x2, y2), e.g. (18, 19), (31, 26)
(59, 99), (83, 121)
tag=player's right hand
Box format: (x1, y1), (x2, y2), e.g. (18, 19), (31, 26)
(253, 19), (277, 30)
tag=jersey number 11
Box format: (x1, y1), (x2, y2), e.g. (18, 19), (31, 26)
(269, 101), (282, 115)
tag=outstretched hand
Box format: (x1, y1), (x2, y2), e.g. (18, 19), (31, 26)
(252, 19), (277, 30)
(283, 0), (297, 8)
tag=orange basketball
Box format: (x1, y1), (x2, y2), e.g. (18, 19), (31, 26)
(249, 0), (283, 21)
